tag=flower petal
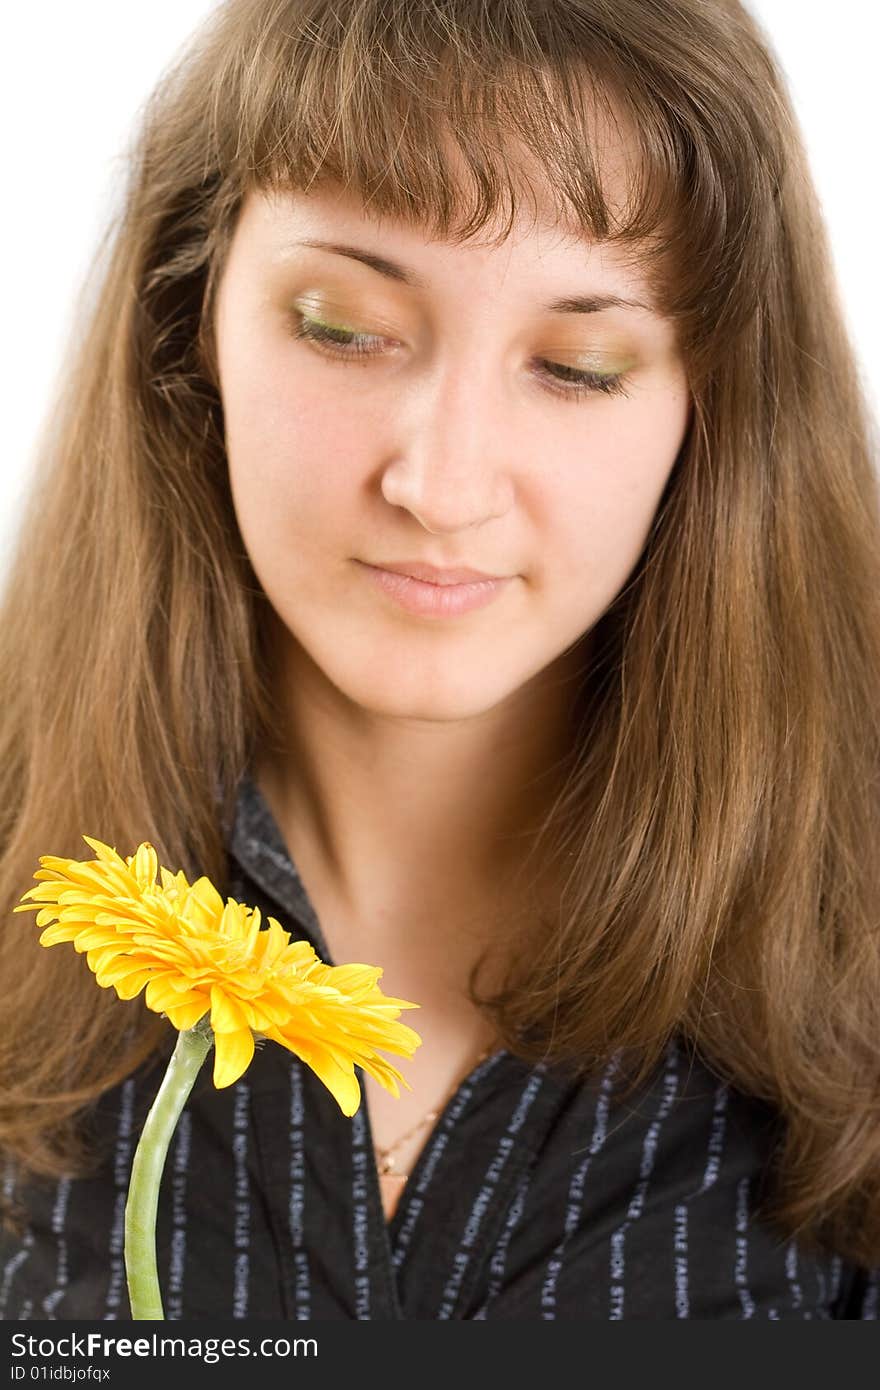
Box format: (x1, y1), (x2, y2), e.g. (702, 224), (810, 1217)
(163, 999), (209, 1031)
(181, 876), (225, 930)
(272, 1036), (361, 1115)
(38, 923), (81, 946)
(212, 1028), (255, 1088)
(111, 968), (156, 1001)
(145, 975), (202, 1014)
(132, 843), (158, 890)
(209, 984), (251, 1033)
(81, 836), (128, 867)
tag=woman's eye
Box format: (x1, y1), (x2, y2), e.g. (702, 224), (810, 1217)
(291, 312), (630, 400)
(292, 313), (388, 357)
(536, 359), (630, 400)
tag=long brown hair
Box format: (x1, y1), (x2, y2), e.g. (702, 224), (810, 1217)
(1, 0), (878, 1266)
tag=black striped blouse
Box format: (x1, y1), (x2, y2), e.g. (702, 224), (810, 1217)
(2, 771), (877, 1320)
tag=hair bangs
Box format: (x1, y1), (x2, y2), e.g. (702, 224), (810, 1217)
(216, 10), (663, 254)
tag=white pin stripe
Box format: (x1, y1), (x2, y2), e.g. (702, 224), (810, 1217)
(0, 1161), (34, 1319)
(232, 1082), (251, 1318)
(391, 1051), (508, 1274)
(391, 1069), (486, 1272)
(165, 1109), (192, 1320)
(41, 1178), (72, 1318)
(734, 1174), (756, 1318)
(104, 1078), (135, 1319)
(783, 1230), (847, 1318)
(784, 1239), (804, 1311)
(540, 1053), (621, 1318)
(351, 1106), (371, 1319)
(288, 1061), (311, 1319)
(1, 1234), (34, 1319)
(437, 1069), (546, 1319)
(608, 1037), (680, 1320)
(672, 1081), (730, 1318)
(472, 1169), (533, 1319)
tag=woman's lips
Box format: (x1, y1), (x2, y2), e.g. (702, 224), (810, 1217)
(356, 561), (514, 617)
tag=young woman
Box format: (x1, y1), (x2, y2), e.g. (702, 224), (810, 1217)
(1, 0), (878, 1320)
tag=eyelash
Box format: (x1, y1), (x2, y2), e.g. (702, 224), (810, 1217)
(290, 313), (630, 400)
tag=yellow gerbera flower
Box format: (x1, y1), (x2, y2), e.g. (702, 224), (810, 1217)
(14, 835), (421, 1110)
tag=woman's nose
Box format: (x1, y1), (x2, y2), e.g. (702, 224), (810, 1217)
(378, 360), (516, 534)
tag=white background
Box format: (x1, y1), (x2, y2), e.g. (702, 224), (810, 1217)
(1, 2), (876, 580)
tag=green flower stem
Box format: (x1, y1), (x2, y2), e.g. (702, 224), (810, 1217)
(124, 1021), (213, 1319)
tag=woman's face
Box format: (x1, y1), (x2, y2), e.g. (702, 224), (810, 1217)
(213, 181), (691, 723)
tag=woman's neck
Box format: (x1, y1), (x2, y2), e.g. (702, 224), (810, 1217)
(254, 631), (583, 942)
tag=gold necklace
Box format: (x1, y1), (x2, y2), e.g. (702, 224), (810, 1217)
(374, 1043), (495, 1219)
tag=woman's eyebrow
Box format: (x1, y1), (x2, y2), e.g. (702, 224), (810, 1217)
(287, 237), (653, 314)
